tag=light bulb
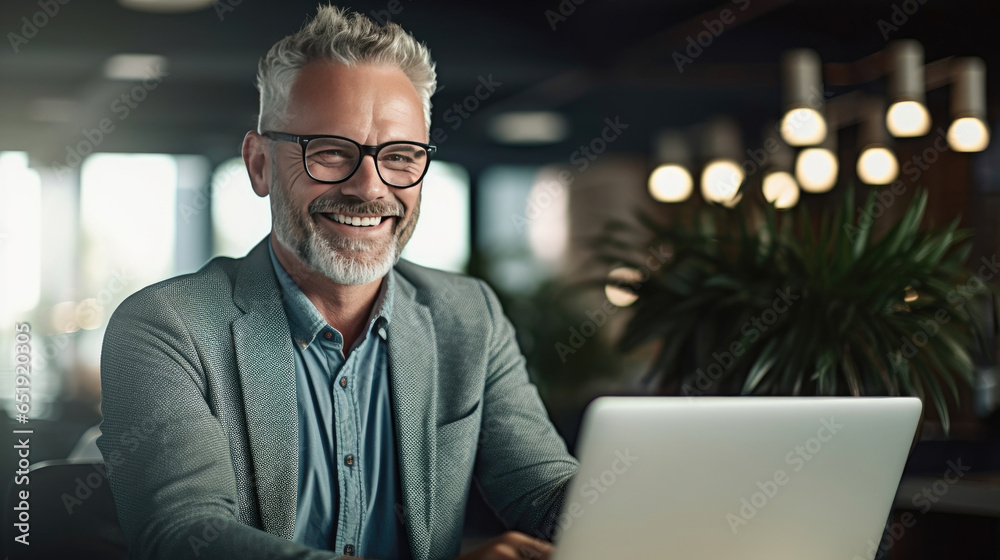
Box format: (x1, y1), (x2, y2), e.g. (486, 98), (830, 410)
(648, 164), (693, 202)
(795, 148), (838, 193)
(780, 107), (827, 146)
(700, 159), (744, 207)
(605, 267), (642, 307)
(762, 171), (800, 209)
(947, 117), (990, 152)
(886, 101), (931, 137)
(857, 146), (899, 185)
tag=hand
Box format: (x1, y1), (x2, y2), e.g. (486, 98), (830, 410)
(452, 531), (555, 560)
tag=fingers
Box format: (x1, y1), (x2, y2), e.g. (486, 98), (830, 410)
(455, 530), (556, 560)
(496, 531), (554, 560)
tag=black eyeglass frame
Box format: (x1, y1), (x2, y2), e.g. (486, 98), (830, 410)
(261, 130), (437, 188)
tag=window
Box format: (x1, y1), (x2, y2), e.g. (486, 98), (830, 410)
(476, 165), (564, 294)
(399, 160), (470, 273)
(211, 157), (271, 258)
(80, 153), (178, 293)
(0, 152), (41, 324)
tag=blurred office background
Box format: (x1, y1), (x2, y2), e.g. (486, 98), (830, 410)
(1, 0), (999, 557)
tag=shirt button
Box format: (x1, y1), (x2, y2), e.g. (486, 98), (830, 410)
(323, 331), (333, 340)
(345, 454), (354, 466)
(344, 544), (355, 556)
(378, 326), (387, 339)
(339, 376), (348, 388)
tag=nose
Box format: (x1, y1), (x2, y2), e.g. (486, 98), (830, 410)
(337, 154), (388, 201)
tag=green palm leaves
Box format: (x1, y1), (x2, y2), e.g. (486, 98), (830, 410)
(596, 188), (992, 434)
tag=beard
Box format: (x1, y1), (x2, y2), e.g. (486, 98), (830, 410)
(270, 166), (420, 285)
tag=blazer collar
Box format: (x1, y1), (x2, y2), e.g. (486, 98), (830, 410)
(231, 237), (299, 539)
(385, 264), (437, 560)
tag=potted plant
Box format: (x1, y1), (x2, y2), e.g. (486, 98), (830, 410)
(595, 187), (994, 434)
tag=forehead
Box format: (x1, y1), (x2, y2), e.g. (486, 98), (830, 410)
(284, 60), (424, 138)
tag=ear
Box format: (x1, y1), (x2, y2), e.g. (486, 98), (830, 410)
(242, 130), (271, 197)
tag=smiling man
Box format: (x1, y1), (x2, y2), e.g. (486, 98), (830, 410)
(96, 5), (578, 560)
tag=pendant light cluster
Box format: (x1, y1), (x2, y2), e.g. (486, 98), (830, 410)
(648, 40), (990, 207)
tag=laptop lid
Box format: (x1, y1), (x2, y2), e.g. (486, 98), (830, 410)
(551, 396), (922, 560)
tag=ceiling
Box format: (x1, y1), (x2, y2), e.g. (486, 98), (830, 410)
(1, 0), (998, 174)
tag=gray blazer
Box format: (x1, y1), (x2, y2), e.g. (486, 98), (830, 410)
(96, 238), (579, 560)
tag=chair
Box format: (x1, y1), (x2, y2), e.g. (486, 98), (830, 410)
(3, 459), (127, 559)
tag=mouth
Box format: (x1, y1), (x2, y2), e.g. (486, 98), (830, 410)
(319, 212), (393, 227)
(316, 212), (399, 234)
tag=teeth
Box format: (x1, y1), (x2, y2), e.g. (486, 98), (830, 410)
(327, 213), (383, 227)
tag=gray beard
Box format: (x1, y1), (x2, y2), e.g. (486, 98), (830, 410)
(269, 166), (419, 285)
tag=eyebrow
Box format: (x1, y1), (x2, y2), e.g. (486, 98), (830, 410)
(383, 144), (426, 154)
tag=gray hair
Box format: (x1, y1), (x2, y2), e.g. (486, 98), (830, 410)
(256, 4), (436, 132)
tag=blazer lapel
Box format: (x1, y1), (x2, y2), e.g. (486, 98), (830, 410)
(232, 238), (299, 540)
(387, 271), (438, 560)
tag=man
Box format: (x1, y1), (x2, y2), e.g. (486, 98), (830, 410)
(96, 5), (578, 560)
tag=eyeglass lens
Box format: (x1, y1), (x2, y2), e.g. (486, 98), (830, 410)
(304, 138), (429, 186)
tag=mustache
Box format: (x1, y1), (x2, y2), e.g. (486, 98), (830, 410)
(308, 196), (404, 217)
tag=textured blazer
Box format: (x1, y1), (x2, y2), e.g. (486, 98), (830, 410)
(96, 237), (579, 560)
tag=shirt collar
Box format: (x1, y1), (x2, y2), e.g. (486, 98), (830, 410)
(267, 237), (393, 349)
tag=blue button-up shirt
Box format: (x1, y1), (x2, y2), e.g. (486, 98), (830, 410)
(268, 240), (410, 559)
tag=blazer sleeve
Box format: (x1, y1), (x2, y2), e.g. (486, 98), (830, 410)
(96, 289), (341, 560)
(471, 280), (580, 542)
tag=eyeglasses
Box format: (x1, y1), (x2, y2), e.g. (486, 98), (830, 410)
(262, 131), (437, 188)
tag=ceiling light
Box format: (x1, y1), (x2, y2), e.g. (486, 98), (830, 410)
(649, 164), (693, 203)
(762, 171), (800, 210)
(948, 58), (990, 152)
(118, 0), (216, 13)
(701, 159), (743, 207)
(857, 146), (899, 185)
(795, 148), (838, 193)
(780, 49), (827, 146)
(648, 131), (693, 202)
(781, 107), (827, 146)
(488, 111), (568, 145)
(606, 267), (642, 307)
(104, 54), (168, 81)
(887, 101), (931, 137)
(886, 41), (931, 137)
(947, 117), (989, 152)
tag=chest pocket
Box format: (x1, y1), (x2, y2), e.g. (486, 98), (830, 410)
(436, 399), (481, 469)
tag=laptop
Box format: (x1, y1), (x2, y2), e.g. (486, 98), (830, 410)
(550, 396), (922, 560)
